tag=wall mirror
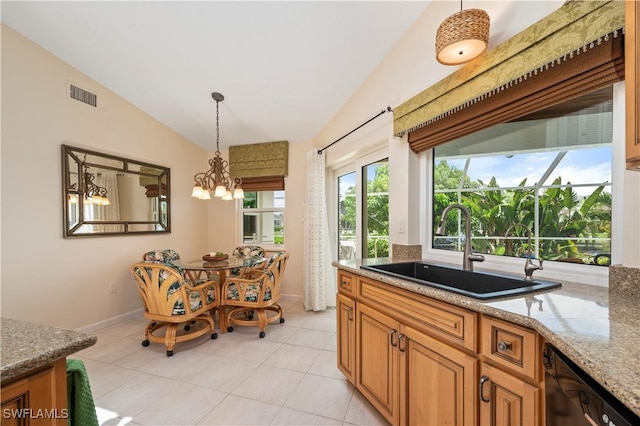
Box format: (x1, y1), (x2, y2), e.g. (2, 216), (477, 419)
(62, 144), (170, 237)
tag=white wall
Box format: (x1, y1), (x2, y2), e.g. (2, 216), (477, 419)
(205, 140), (311, 298)
(315, 0), (639, 274)
(1, 25), (217, 329)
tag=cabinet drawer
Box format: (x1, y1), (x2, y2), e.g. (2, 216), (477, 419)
(358, 276), (477, 352)
(480, 316), (540, 380)
(337, 270), (356, 297)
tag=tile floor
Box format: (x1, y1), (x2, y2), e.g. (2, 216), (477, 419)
(74, 297), (389, 425)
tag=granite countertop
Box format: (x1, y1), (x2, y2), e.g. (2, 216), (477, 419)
(1, 317), (97, 383)
(334, 258), (640, 419)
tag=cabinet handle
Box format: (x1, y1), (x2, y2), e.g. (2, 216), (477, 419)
(398, 334), (406, 352)
(497, 341), (512, 352)
(479, 376), (490, 403)
(389, 329), (398, 347)
(341, 280), (349, 287)
(347, 307), (353, 321)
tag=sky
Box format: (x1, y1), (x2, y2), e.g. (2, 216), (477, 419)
(337, 146), (612, 199)
(446, 146), (612, 196)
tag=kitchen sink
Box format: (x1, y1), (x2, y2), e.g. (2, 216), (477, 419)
(360, 261), (562, 300)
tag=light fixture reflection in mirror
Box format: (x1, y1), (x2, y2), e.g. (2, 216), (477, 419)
(62, 144), (171, 237)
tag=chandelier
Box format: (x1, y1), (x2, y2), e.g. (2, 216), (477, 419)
(191, 92), (244, 201)
(435, 0), (490, 65)
(83, 171), (111, 205)
(68, 161), (111, 206)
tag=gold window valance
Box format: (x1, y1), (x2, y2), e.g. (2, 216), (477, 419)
(393, 0), (625, 139)
(229, 140), (289, 178)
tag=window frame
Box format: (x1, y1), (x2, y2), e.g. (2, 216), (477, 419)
(237, 189), (286, 251)
(330, 147), (389, 261)
(420, 82), (628, 287)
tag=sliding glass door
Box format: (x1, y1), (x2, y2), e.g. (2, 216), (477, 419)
(333, 149), (389, 260)
(338, 171), (356, 260)
(362, 159), (389, 258)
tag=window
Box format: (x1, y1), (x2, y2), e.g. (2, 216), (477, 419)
(362, 160), (389, 258)
(432, 88), (612, 266)
(338, 171), (356, 260)
(241, 190), (285, 246)
(333, 151), (389, 260)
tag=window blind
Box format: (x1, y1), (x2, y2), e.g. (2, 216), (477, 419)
(392, 0), (625, 153)
(229, 140), (289, 178)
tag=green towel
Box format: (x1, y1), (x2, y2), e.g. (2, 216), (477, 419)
(66, 359), (99, 426)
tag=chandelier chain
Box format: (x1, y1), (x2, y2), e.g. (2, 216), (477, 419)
(216, 98), (221, 153)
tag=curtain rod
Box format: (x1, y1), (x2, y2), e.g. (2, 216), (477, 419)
(317, 106), (392, 155)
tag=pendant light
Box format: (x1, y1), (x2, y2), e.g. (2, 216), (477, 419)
(435, 1), (490, 65)
(191, 92), (244, 200)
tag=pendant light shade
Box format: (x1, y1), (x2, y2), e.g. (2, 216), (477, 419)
(436, 8), (490, 65)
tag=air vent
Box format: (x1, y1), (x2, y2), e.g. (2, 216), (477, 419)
(69, 84), (97, 107)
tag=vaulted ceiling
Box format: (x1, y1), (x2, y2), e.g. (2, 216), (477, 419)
(1, 1), (562, 151)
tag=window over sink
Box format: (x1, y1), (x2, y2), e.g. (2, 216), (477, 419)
(432, 87), (613, 267)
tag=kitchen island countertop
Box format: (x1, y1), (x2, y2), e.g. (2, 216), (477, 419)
(334, 258), (640, 418)
(1, 317), (97, 383)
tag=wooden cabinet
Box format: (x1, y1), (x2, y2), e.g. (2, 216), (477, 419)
(479, 316), (544, 426)
(1, 358), (68, 425)
(400, 325), (477, 426)
(480, 316), (541, 381)
(626, 0), (640, 170)
(356, 302), (400, 425)
(337, 270), (356, 298)
(479, 363), (541, 426)
(336, 268), (546, 426)
(336, 293), (356, 384)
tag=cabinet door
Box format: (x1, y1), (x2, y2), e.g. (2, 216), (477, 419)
(1, 358), (68, 426)
(400, 325), (478, 426)
(356, 303), (400, 425)
(627, 0), (640, 169)
(479, 363), (541, 426)
(336, 293), (356, 384)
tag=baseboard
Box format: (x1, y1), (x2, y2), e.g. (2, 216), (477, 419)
(77, 295), (308, 332)
(280, 293), (303, 301)
(76, 308), (145, 333)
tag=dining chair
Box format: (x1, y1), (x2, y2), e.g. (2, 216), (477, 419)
(143, 248), (215, 282)
(230, 245), (266, 277)
(221, 251), (289, 338)
(142, 249), (182, 265)
(130, 261), (219, 356)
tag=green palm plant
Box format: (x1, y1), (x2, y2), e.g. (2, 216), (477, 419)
(434, 163), (611, 264)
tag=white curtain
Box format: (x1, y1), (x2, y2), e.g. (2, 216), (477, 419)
(303, 149), (336, 310)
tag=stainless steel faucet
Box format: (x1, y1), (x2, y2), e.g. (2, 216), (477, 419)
(436, 204), (485, 271)
(504, 223), (543, 281)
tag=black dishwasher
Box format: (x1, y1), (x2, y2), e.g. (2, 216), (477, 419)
(544, 344), (640, 426)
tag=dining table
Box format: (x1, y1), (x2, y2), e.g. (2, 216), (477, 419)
(174, 256), (267, 333)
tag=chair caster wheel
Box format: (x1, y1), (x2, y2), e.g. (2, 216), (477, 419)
(141, 340), (150, 347)
(259, 331), (265, 338)
(279, 318), (285, 323)
(184, 324), (191, 331)
(166, 350), (174, 357)
(211, 333), (218, 340)
(227, 326), (234, 332)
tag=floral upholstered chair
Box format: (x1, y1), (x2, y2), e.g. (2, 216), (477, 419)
(142, 248), (213, 282)
(230, 245), (266, 277)
(130, 253), (219, 356)
(142, 248), (182, 264)
(221, 251), (289, 338)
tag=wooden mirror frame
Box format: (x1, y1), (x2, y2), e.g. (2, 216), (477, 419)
(62, 144), (171, 238)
